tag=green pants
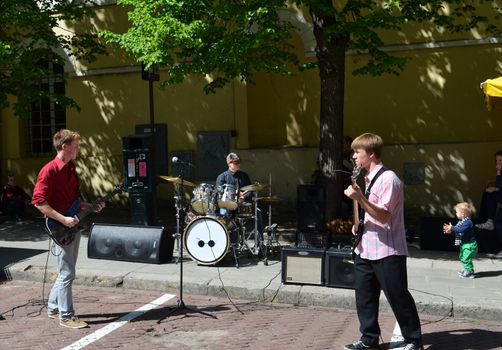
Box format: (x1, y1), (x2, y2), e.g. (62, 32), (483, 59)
(459, 241), (478, 273)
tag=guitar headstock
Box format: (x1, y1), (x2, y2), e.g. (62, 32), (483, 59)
(351, 159), (362, 184)
(113, 184), (125, 194)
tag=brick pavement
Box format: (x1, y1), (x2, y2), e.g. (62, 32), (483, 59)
(1, 281), (501, 350)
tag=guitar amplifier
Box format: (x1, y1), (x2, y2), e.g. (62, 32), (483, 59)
(325, 247), (355, 289)
(281, 246), (325, 286)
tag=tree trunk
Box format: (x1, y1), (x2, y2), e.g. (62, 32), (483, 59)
(310, 5), (348, 221)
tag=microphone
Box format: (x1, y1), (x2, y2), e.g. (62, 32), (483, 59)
(172, 156), (195, 167)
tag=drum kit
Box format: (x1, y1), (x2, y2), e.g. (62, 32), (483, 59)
(160, 175), (281, 267)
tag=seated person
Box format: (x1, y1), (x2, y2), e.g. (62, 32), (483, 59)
(476, 150), (502, 257)
(216, 153), (264, 243)
(477, 150), (502, 231)
(1, 173), (31, 221)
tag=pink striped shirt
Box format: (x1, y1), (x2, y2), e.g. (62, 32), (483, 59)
(356, 163), (409, 260)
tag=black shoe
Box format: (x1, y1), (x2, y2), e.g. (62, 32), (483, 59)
(344, 340), (380, 350)
(403, 343), (424, 350)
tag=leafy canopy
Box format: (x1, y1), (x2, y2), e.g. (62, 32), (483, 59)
(104, 0), (501, 93)
(102, 0), (299, 93)
(0, 0), (106, 117)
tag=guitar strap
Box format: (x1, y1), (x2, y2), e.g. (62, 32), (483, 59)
(359, 166), (388, 227)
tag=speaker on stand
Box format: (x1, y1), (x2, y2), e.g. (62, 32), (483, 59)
(88, 223), (174, 264)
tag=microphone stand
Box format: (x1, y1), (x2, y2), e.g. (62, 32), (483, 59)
(157, 165), (216, 323)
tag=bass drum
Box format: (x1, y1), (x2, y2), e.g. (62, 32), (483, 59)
(183, 216), (230, 265)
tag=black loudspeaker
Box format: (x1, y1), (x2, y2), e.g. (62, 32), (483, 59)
(88, 224), (174, 264)
(281, 246), (325, 286)
(325, 248), (355, 289)
(297, 185), (325, 232)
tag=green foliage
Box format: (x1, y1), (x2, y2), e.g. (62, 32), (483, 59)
(105, 0), (501, 91)
(0, 0), (107, 117)
(102, 0), (299, 93)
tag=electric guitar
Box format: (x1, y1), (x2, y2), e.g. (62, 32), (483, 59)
(350, 163), (363, 257)
(45, 184), (124, 247)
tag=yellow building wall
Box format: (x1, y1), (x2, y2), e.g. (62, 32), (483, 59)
(2, 3), (502, 220)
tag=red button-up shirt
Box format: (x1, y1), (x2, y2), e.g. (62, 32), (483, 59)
(32, 156), (80, 213)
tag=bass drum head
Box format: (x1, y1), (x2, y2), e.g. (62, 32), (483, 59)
(183, 216), (230, 265)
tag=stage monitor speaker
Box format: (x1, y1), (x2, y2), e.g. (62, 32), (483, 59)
(325, 248), (355, 289)
(88, 223), (173, 264)
(281, 246), (325, 286)
(297, 185), (325, 232)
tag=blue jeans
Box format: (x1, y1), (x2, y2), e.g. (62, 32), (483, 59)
(47, 199), (81, 320)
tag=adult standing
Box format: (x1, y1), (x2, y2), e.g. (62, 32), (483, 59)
(32, 129), (104, 329)
(343, 133), (423, 350)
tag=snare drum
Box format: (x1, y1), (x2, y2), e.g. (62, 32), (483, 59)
(217, 184), (238, 210)
(183, 216), (231, 265)
(237, 202), (254, 217)
(191, 183), (216, 215)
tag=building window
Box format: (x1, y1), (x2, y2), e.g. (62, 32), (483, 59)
(28, 61), (66, 155)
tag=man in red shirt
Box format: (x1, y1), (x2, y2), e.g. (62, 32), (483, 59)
(32, 129), (104, 329)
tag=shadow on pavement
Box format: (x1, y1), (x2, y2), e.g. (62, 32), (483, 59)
(0, 247), (48, 282)
(423, 328), (502, 349)
(474, 270), (502, 278)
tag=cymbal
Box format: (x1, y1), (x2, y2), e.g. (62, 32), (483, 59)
(257, 196), (282, 203)
(241, 183), (270, 192)
(159, 176), (196, 187)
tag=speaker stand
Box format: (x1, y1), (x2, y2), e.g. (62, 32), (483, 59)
(157, 173), (216, 323)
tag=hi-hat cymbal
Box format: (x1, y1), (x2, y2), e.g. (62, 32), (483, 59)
(159, 176), (196, 187)
(241, 183), (270, 192)
(257, 196), (282, 203)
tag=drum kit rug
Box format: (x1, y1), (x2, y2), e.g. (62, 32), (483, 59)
(159, 175), (281, 268)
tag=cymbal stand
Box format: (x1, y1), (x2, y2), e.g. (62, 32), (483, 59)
(157, 172), (216, 323)
(173, 192), (182, 264)
(264, 174), (280, 258)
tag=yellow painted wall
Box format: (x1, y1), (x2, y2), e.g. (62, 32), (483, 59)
(2, 3), (502, 220)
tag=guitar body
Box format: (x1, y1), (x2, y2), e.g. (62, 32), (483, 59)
(44, 185), (124, 247)
(45, 217), (80, 247)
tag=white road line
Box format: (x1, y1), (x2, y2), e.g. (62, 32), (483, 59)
(61, 293), (176, 350)
(390, 321), (405, 348)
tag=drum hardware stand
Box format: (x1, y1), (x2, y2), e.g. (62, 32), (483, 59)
(157, 172), (216, 323)
(264, 173), (281, 257)
(236, 216), (254, 256)
(173, 193), (183, 264)
(252, 192), (268, 265)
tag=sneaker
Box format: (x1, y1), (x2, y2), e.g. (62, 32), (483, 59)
(475, 219), (494, 231)
(459, 270), (475, 279)
(344, 340), (380, 349)
(457, 269), (465, 276)
(60, 316), (88, 329)
(47, 310), (59, 319)
(403, 344), (424, 350)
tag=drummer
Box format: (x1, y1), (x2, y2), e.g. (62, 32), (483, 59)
(216, 153), (264, 242)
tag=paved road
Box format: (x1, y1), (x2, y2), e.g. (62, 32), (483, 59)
(1, 280), (502, 350)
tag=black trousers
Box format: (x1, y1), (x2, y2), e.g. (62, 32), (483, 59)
(354, 254), (422, 345)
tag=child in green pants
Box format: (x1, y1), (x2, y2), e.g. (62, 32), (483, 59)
(443, 202), (478, 279)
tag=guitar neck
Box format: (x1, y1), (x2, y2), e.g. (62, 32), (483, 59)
(353, 199), (359, 228)
(75, 189), (118, 222)
(352, 181), (360, 229)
